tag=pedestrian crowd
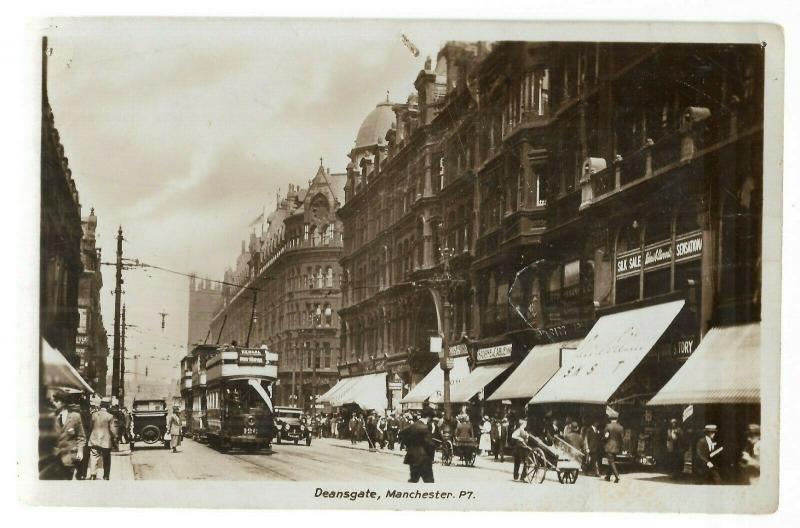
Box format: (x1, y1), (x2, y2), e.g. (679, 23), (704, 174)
(40, 389), (135, 480)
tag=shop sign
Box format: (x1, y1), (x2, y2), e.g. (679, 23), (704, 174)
(643, 241), (672, 269)
(448, 344), (469, 357)
(616, 231), (703, 279)
(675, 232), (703, 263)
(76, 335), (88, 346)
(388, 381), (403, 391)
(237, 348), (265, 366)
(477, 343), (512, 362)
(533, 320), (589, 341)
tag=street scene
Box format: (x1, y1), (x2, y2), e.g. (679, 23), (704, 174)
(35, 18), (773, 510)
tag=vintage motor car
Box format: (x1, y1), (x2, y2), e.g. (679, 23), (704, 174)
(273, 406), (311, 446)
(130, 398), (170, 450)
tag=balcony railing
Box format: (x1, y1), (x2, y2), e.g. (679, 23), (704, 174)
(579, 106), (737, 209)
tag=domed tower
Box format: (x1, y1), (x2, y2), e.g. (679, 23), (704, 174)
(345, 97), (397, 201)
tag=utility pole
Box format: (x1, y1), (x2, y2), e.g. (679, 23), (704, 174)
(120, 304), (126, 405)
(112, 226), (123, 399)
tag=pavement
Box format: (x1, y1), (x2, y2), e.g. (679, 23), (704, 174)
(110, 442), (136, 481)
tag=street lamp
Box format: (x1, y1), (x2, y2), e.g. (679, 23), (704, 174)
(422, 246), (462, 420)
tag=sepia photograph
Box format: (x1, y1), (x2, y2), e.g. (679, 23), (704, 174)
(22, 15), (783, 512)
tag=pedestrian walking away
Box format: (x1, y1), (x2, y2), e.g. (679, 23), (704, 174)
(169, 404), (183, 452)
(399, 407), (436, 483)
(603, 416), (624, 483)
(665, 418), (685, 479)
(88, 398), (116, 480)
(583, 420), (602, 477)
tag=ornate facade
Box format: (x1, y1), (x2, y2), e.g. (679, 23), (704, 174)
(209, 164), (345, 410)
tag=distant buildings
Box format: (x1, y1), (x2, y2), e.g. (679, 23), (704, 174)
(76, 209), (110, 393)
(208, 163), (346, 410)
(187, 275), (222, 349)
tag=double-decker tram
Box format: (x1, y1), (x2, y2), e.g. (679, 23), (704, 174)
(205, 344), (278, 452)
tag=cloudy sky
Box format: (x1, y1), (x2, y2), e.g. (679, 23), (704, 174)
(44, 18), (447, 393)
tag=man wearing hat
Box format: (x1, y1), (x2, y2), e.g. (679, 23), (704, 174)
(603, 415), (624, 483)
(88, 398), (116, 480)
(694, 424), (722, 484)
(740, 424), (760, 485)
(399, 407), (436, 483)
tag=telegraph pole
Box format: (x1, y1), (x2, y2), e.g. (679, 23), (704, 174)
(111, 226), (123, 399)
(120, 304), (126, 405)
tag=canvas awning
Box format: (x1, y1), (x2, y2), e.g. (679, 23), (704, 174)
(41, 338), (94, 393)
(330, 372), (388, 411)
(319, 377), (356, 403)
(401, 356), (470, 404)
(648, 322), (761, 405)
(531, 300), (685, 405)
(448, 362), (514, 403)
(487, 339), (582, 401)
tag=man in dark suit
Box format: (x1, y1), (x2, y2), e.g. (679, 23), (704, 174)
(583, 420), (602, 477)
(694, 424), (722, 484)
(386, 413), (400, 450)
(603, 416), (624, 483)
(51, 390), (86, 480)
(399, 407), (436, 483)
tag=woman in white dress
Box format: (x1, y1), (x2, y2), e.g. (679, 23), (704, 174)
(479, 416), (492, 455)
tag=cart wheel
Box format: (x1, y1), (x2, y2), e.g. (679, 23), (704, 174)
(523, 452), (537, 483)
(219, 439), (230, 453)
(558, 471), (566, 484)
(532, 449), (548, 484)
(569, 469), (579, 484)
(441, 444), (453, 466)
(467, 451), (476, 467)
(306, 437), (312, 447)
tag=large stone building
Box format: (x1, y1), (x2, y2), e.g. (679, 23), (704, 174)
(76, 208), (110, 393)
(209, 163), (346, 410)
(40, 36), (83, 367)
(187, 275), (222, 349)
(336, 41), (763, 470)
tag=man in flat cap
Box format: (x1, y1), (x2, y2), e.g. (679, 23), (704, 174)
(50, 390), (86, 480)
(694, 424), (722, 484)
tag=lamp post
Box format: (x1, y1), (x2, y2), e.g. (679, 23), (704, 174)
(423, 246), (462, 420)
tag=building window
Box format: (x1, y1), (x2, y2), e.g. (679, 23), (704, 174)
(324, 304), (332, 327)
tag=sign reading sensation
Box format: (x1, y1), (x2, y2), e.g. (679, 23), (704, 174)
(477, 343), (512, 362)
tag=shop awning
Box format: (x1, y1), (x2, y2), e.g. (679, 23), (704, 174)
(648, 322), (761, 405)
(319, 377), (356, 403)
(41, 338), (94, 393)
(401, 357), (470, 404)
(330, 372), (388, 411)
(487, 339), (582, 401)
(448, 362), (514, 403)
(531, 300), (685, 405)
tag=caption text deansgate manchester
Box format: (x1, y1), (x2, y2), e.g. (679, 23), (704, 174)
(314, 488), (476, 501)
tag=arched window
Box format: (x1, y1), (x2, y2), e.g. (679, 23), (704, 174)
(326, 266), (333, 288)
(316, 266), (324, 289)
(324, 303), (332, 327)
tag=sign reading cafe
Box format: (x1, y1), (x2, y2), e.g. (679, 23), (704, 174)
(616, 231), (703, 279)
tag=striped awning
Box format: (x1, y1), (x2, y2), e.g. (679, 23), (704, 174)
(319, 377), (356, 403)
(41, 338), (94, 393)
(648, 322), (761, 405)
(329, 372), (388, 411)
(449, 362), (514, 403)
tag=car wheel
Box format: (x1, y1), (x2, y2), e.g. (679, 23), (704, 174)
(164, 441), (170, 449)
(141, 425), (161, 444)
(130, 442), (135, 451)
(294, 439), (298, 445)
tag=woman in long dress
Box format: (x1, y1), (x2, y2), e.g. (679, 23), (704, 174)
(479, 416), (492, 455)
(168, 405), (182, 453)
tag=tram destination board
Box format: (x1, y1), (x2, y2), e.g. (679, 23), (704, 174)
(237, 348), (266, 366)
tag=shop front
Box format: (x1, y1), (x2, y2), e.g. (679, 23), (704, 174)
(449, 343), (516, 423)
(531, 299), (688, 467)
(400, 355), (470, 411)
(649, 322), (761, 481)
